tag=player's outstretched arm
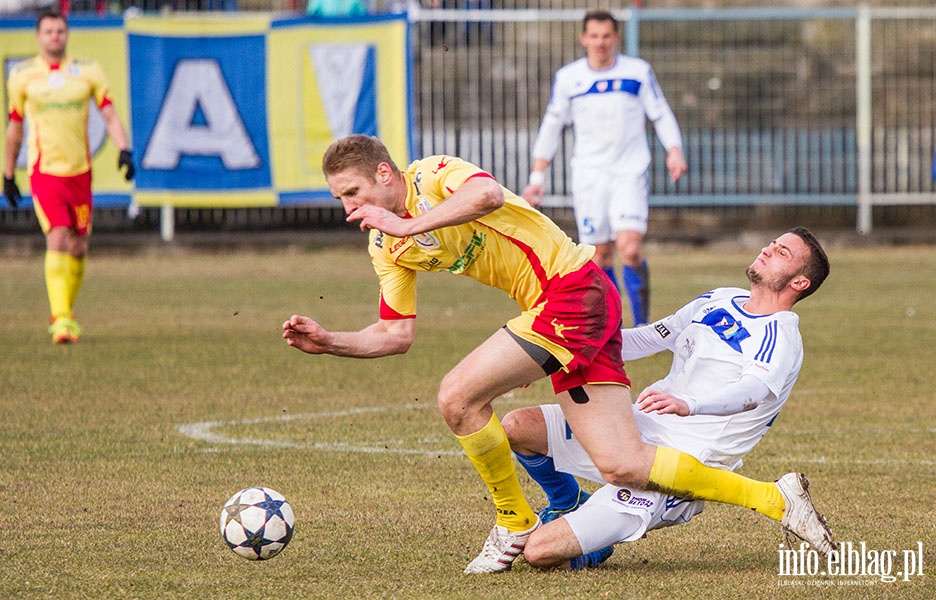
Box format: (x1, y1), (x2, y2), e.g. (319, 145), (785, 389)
(282, 315), (414, 358)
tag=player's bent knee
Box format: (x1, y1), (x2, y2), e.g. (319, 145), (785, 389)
(500, 407), (538, 447)
(436, 372), (462, 408)
(435, 389), (462, 424)
(503, 407), (551, 455)
(500, 409), (520, 442)
(436, 375), (483, 429)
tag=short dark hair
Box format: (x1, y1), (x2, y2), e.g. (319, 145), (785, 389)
(36, 7), (67, 31)
(789, 226), (830, 302)
(582, 9), (618, 33)
(322, 135), (400, 181)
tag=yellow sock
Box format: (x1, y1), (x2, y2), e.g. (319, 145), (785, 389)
(66, 254), (86, 312)
(647, 446), (785, 521)
(45, 251), (71, 321)
(456, 413), (537, 531)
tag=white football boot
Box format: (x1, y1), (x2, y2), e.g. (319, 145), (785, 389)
(463, 518), (540, 574)
(776, 472), (835, 555)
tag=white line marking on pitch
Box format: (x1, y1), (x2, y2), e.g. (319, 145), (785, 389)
(178, 403), (465, 456)
(179, 400), (936, 464)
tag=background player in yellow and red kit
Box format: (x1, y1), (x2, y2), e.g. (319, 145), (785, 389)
(282, 135), (833, 574)
(3, 8), (134, 344)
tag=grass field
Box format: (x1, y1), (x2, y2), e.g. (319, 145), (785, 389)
(1, 235), (933, 599)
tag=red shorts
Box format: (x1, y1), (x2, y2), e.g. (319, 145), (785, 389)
(507, 260), (630, 394)
(30, 170), (93, 235)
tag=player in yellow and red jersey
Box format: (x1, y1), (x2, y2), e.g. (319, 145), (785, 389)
(282, 135), (834, 573)
(3, 8), (134, 344)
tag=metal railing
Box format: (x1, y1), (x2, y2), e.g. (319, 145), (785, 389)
(3, 5), (936, 236)
(408, 6), (936, 234)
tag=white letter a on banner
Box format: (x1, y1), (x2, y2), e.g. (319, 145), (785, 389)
(143, 59), (260, 170)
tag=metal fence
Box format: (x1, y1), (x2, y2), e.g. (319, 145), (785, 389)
(3, 5), (936, 236)
(409, 6), (936, 234)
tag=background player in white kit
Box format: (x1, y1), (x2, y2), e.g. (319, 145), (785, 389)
(503, 227), (832, 569)
(523, 9), (688, 326)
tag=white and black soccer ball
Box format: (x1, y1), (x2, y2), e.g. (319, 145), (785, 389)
(220, 487), (295, 560)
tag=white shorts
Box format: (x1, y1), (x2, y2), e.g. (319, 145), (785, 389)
(540, 404), (705, 553)
(570, 167), (649, 243)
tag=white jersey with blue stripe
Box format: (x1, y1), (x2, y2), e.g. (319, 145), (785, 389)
(633, 287), (804, 471)
(531, 54), (683, 173)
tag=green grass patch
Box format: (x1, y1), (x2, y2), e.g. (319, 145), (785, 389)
(1, 242), (933, 598)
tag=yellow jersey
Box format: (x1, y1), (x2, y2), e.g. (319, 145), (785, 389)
(370, 156), (595, 319)
(7, 55), (112, 177)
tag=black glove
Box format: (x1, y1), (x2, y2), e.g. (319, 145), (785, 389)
(3, 175), (20, 208)
(118, 149), (135, 181)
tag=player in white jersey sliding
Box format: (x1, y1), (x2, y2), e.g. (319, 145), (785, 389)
(523, 9), (688, 327)
(502, 227), (834, 569)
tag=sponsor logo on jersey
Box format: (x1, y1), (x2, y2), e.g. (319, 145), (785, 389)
(388, 237), (410, 254)
(654, 322), (671, 338)
(431, 157), (449, 174)
(376, 233), (412, 258)
(418, 257), (441, 271)
(446, 230), (485, 273)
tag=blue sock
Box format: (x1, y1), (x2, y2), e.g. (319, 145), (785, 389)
(514, 452), (581, 509)
(601, 266), (619, 289)
(570, 546), (614, 570)
(623, 259), (650, 326)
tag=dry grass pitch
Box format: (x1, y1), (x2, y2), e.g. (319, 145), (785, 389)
(1, 235), (932, 599)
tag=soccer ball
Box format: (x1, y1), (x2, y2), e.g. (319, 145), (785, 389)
(220, 487), (295, 560)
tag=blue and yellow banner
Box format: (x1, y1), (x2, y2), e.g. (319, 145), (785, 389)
(0, 13), (413, 208)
